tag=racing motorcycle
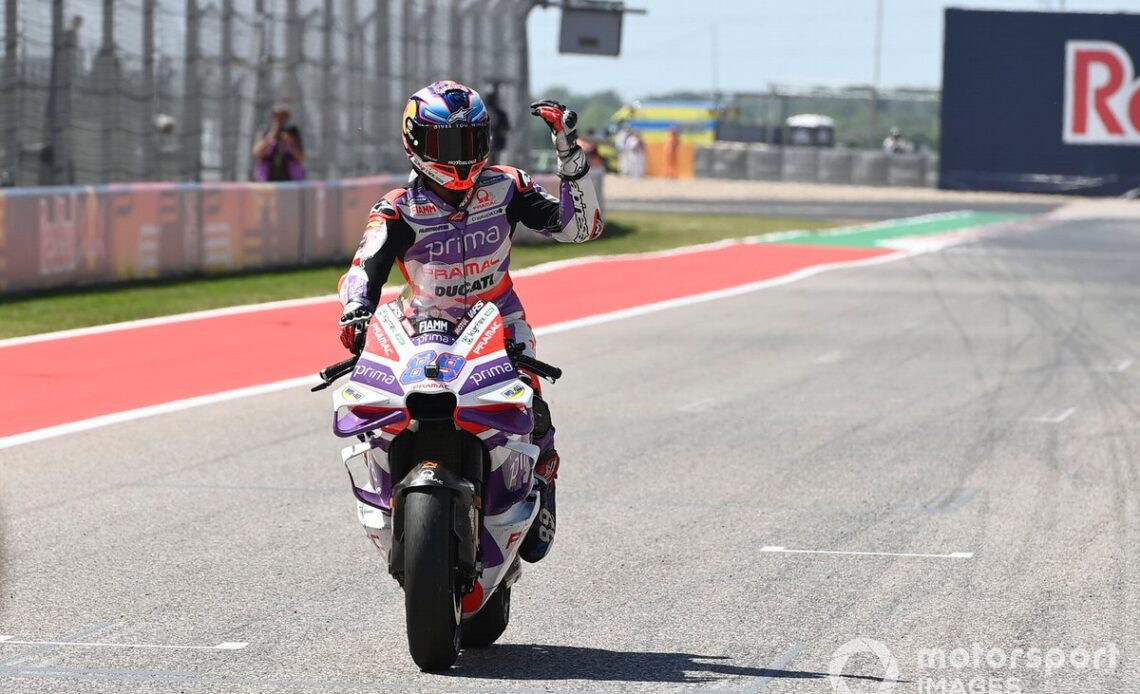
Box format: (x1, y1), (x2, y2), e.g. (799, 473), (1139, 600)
(312, 271), (561, 671)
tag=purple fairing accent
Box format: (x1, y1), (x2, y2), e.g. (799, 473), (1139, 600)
(456, 405), (533, 436)
(351, 360), (404, 396)
(480, 527), (505, 568)
(458, 356), (516, 395)
(482, 432), (510, 449)
(412, 332), (457, 346)
(352, 484), (387, 510)
(367, 463), (392, 510)
(484, 460), (533, 515)
(334, 408), (405, 437)
(369, 435), (392, 453)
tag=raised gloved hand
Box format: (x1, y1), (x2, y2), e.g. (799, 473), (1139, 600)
(530, 99), (589, 180)
(338, 301), (372, 353)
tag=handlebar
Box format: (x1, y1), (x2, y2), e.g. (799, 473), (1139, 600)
(311, 356), (359, 392)
(506, 341), (562, 383)
(514, 353), (563, 383)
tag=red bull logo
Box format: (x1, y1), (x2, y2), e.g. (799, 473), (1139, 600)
(1064, 40), (1140, 145)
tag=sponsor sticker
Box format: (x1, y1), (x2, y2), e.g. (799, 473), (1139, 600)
(500, 383), (526, 400)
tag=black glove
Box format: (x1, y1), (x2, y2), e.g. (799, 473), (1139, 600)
(338, 302), (371, 353)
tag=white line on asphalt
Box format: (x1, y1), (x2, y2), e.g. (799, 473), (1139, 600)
(535, 249), (913, 338)
(1098, 358), (1133, 373)
(0, 250), (920, 451)
(678, 397), (720, 413)
(1020, 407), (1076, 424)
(814, 350), (847, 364)
(0, 637), (248, 651)
(0, 295), (342, 349)
(0, 377), (314, 450)
(761, 546), (974, 559)
(0, 240), (747, 350)
(0, 620), (123, 667)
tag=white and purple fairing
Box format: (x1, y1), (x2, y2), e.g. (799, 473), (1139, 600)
(332, 297), (540, 617)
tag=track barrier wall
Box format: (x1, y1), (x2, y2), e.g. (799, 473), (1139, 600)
(0, 173), (568, 295)
(697, 143), (936, 187)
(940, 8), (1140, 195)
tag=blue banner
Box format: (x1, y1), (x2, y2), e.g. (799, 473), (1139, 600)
(940, 9), (1140, 196)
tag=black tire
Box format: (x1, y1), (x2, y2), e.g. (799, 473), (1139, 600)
(403, 488), (461, 671)
(460, 585), (511, 648)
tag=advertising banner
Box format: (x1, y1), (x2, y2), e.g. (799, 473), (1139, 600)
(940, 8), (1140, 195)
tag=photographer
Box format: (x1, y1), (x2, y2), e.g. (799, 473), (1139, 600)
(252, 105), (306, 182)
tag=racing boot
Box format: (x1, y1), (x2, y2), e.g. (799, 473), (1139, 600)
(520, 391), (558, 563)
(520, 449), (558, 563)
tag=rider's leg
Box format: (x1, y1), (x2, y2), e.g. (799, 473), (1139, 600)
(505, 317), (558, 563)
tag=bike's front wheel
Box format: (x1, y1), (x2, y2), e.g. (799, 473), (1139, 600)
(403, 488), (461, 671)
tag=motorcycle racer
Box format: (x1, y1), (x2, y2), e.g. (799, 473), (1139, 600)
(337, 80), (604, 563)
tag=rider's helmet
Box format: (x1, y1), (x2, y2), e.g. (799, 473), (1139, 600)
(402, 81), (491, 191)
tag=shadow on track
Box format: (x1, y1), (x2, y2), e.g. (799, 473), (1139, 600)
(447, 644), (836, 684)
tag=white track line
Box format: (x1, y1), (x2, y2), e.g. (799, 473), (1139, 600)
(0, 239), (753, 350)
(1020, 407), (1076, 424)
(0, 636), (247, 651)
(0, 295), (341, 349)
(1097, 358), (1133, 374)
(761, 546), (974, 559)
(0, 377), (313, 451)
(0, 250), (913, 451)
(534, 249), (912, 337)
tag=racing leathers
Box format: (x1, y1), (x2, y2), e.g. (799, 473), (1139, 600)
(337, 165), (604, 562)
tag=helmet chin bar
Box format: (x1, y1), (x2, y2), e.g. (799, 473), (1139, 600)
(408, 150), (485, 191)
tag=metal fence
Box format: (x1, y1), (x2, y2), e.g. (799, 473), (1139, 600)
(0, 0), (534, 188)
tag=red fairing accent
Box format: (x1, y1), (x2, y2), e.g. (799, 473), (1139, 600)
(381, 416), (410, 435)
(461, 579), (485, 614)
(455, 419), (490, 435)
(363, 320), (400, 361)
(469, 316), (505, 358)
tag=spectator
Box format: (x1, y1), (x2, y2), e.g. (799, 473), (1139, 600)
(882, 127), (914, 156)
(252, 105), (306, 181)
(615, 125), (632, 175)
(665, 126), (681, 179)
(486, 86), (510, 164)
(627, 131), (646, 178)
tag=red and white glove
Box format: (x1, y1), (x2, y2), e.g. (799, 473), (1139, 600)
(339, 301), (371, 353)
(530, 99), (589, 180)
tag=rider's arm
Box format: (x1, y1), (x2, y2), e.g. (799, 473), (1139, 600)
(503, 167), (605, 244)
(338, 192), (414, 310)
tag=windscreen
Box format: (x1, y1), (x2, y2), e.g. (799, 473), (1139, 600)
(397, 261), (469, 331)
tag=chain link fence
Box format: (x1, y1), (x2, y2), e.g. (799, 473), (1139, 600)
(0, 0), (534, 188)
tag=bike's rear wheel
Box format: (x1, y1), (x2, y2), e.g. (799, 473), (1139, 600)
(403, 488), (461, 671)
(460, 584), (511, 648)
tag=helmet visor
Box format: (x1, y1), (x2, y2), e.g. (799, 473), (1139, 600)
(408, 123), (490, 165)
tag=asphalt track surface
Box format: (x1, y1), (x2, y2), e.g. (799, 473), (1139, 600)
(1, 216), (1138, 693)
(609, 196), (1060, 221)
